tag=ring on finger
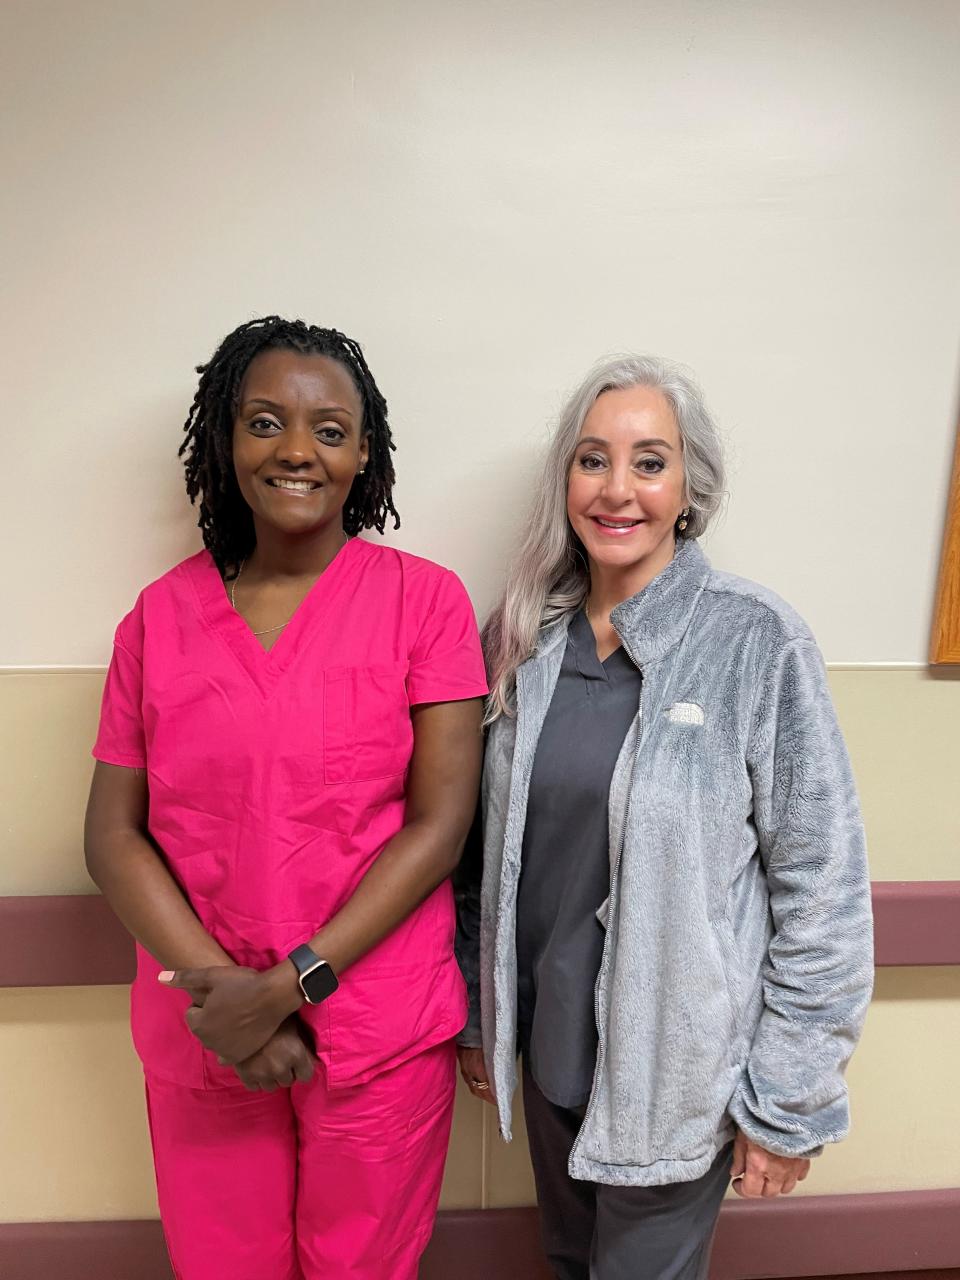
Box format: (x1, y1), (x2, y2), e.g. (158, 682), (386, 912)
(471, 1080), (490, 1090)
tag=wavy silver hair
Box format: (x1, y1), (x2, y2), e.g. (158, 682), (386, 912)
(484, 355), (726, 721)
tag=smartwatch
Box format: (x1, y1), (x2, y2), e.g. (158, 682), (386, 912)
(287, 944), (339, 1006)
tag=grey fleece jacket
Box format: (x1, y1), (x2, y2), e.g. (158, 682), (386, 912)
(455, 538), (874, 1187)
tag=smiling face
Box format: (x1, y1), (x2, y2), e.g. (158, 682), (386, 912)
(231, 348), (369, 541)
(567, 385), (687, 585)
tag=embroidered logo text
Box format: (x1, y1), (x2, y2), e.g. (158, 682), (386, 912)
(667, 701), (704, 726)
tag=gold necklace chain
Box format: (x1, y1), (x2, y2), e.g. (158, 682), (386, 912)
(230, 534), (348, 637)
(229, 561), (289, 637)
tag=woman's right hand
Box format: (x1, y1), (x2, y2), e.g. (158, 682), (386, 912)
(456, 1045), (495, 1104)
(232, 1016), (317, 1092)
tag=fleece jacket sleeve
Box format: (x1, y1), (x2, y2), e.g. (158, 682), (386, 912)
(730, 636), (874, 1158)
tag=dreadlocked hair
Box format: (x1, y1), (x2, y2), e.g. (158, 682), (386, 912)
(179, 316), (400, 576)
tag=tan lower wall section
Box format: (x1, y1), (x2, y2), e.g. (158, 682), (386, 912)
(0, 986), (155, 1221)
(1, 970), (958, 1222)
(1, 666), (957, 895)
(0, 671), (103, 897)
(828, 669), (960, 881)
(0, 667), (958, 1221)
(481, 967), (960, 1208)
(0, 985), (486, 1221)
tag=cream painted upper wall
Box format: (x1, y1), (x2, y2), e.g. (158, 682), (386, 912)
(2, 0), (958, 664)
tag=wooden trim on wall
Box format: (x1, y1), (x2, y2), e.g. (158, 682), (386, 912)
(931, 418), (960, 664)
(2, 882), (958, 989)
(2, 1190), (959, 1280)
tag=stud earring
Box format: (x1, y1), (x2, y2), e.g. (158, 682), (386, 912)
(677, 508), (690, 532)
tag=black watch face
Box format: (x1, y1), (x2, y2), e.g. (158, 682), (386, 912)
(302, 961), (339, 1004)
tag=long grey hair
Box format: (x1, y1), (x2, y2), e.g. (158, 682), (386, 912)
(484, 355), (726, 722)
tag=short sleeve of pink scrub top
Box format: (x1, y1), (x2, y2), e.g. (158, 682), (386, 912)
(93, 537), (488, 1090)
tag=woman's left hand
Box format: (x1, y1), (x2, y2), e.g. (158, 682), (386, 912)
(456, 1045), (496, 1104)
(159, 963), (301, 1065)
(730, 1128), (811, 1198)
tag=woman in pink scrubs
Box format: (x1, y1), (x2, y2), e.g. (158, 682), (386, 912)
(84, 316), (487, 1280)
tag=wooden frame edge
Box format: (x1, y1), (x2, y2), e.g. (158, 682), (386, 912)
(931, 416), (960, 664)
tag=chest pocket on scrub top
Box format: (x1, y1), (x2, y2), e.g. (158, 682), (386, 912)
(323, 664), (413, 784)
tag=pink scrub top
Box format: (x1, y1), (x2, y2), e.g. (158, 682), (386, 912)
(92, 537), (488, 1091)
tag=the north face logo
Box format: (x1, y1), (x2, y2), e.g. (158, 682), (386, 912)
(667, 701), (704, 726)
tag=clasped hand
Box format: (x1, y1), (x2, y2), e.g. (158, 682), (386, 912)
(159, 964), (314, 1091)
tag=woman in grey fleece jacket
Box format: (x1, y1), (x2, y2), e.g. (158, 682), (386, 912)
(454, 356), (874, 1280)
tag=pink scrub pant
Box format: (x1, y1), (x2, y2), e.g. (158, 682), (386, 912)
(144, 1039), (456, 1280)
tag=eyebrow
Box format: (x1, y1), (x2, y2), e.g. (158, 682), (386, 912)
(242, 397), (355, 418)
(577, 435), (675, 450)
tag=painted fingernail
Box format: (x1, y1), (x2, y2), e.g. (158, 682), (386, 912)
(157, 971), (174, 982)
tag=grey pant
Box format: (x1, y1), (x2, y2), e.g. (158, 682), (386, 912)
(522, 1067), (732, 1280)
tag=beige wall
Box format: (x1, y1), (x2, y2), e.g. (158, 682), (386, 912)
(1, 0), (958, 1227)
(2, 968), (959, 1221)
(1, 0), (959, 665)
(1, 666), (958, 1220)
(2, 667), (957, 899)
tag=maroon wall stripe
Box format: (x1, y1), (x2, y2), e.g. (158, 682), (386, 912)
(0, 894), (135, 987)
(872, 882), (960, 966)
(710, 1187), (960, 1279)
(1, 882), (958, 988)
(0, 1221), (172, 1280)
(1, 1191), (959, 1279)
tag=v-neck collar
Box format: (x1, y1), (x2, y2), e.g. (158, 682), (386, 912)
(187, 536), (364, 697)
(568, 609), (637, 685)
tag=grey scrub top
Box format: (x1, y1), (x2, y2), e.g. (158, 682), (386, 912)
(516, 608), (642, 1109)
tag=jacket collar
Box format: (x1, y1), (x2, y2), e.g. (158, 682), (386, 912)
(533, 538), (711, 669)
(611, 537), (711, 666)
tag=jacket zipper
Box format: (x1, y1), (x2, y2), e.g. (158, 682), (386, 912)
(569, 601), (703, 1169)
